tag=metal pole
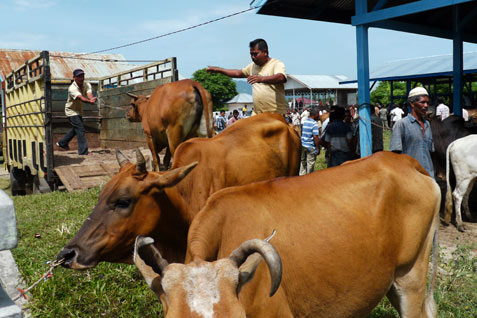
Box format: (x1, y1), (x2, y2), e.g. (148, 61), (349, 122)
(453, 5), (463, 116)
(356, 0), (371, 157)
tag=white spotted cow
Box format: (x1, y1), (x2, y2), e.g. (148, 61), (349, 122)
(444, 134), (477, 232)
(133, 234), (282, 318)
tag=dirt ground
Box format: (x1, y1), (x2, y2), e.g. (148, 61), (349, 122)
(439, 221), (477, 262)
(53, 146), (154, 169)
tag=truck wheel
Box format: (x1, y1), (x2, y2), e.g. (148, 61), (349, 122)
(32, 176), (52, 194)
(10, 168), (26, 196)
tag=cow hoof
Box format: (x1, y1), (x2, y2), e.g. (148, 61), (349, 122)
(457, 224), (467, 232)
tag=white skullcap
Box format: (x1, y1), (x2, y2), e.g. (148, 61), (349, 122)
(408, 87), (428, 98)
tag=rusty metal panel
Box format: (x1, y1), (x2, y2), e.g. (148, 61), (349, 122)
(0, 49), (139, 81)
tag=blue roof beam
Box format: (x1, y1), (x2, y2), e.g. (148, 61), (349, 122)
(352, 0), (474, 26)
(372, 0), (389, 12)
(369, 20), (477, 43)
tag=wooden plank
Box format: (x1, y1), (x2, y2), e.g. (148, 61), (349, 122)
(55, 166), (85, 191)
(70, 165), (110, 177)
(100, 162), (120, 175)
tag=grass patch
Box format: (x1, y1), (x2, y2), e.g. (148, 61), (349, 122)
(12, 188), (163, 318)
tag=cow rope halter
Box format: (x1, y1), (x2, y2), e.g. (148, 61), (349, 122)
(11, 258), (65, 301)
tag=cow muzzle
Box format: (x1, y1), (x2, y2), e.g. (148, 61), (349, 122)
(56, 247), (97, 270)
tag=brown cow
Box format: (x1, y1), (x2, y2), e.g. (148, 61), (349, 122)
(57, 113), (300, 269)
(136, 152), (440, 318)
(126, 79), (213, 171)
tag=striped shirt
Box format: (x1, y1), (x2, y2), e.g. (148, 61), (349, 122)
(390, 114), (434, 177)
(301, 118), (319, 152)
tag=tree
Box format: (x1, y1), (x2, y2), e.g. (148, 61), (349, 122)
(192, 68), (238, 110)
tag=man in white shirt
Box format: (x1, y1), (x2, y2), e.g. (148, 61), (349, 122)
(291, 108), (301, 129)
(56, 69), (97, 155)
(435, 97), (450, 121)
(207, 39), (287, 115)
(390, 105), (405, 127)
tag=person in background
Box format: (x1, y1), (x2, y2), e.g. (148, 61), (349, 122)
(228, 109), (240, 126)
(322, 107), (353, 167)
(390, 87), (434, 178)
(299, 108), (320, 175)
(390, 105), (405, 127)
(371, 107), (384, 153)
(291, 108), (301, 131)
(56, 69), (96, 155)
(207, 38), (287, 115)
(242, 110), (249, 119)
(300, 107), (310, 127)
(215, 110), (227, 133)
(435, 97), (450, 121)
(378, 104), (389, 129)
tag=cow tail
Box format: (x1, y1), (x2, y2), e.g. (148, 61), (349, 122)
(193, 85), (213, 138)
(444, 141), (454, 224)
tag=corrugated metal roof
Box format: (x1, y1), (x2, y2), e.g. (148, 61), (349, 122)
(286, 74), (358, 90)
(341, 51), (477, 83)
(0, 49), (139, 81)
(225, 93), (253, 103)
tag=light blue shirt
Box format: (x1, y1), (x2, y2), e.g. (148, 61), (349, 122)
(301, 118), (319, 153)
(390, 114), (435, 177)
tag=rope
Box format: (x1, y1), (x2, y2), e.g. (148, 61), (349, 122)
(12, 258), (65, 301)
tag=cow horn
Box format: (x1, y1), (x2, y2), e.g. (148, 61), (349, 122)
(134, 236), (169, 277)
(127, 92), (138, 99)
(136, 148), (147, 173)
(116, 149), (129, 167)
(146, 95), (151, 99)
(229, 238), (282, 297)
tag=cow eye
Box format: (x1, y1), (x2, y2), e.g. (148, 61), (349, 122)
(115, 199), (131, 209)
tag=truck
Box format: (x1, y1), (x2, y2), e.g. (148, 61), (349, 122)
(1, 50), (178, 195)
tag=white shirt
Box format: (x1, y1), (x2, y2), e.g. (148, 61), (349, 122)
(300, 110), (309, 124)
(463, 109), (469, 121)
(436, 103), (450, 121)
(390, 107), (404, 122)
(291, 113), (301, 126)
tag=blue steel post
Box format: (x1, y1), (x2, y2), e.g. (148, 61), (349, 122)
(356, 0), (372, 157)
(453, 5), (463, 116)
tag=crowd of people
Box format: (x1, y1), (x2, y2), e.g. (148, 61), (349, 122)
(206, 37), (472, 180)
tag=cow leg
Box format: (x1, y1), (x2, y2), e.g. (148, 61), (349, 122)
(165, 125), (184, 161)
(462, 178), (475, 222)
(386, 237), (436, 318)
(146, 134), (160, 171)
(453, 179), (471, 232)
(163, 147), (172, 170)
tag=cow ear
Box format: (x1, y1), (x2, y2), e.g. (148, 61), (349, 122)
(151, 161), (198, 189)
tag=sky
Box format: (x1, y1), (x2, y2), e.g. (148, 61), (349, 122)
(1, 0), (477, 81)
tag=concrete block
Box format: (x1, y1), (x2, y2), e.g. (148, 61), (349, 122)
(0, 287), (21, 318)
(0, 191), (17, 251)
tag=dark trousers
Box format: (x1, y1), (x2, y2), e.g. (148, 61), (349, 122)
(58, 115), (88, 155)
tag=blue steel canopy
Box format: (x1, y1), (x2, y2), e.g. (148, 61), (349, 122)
(340, 51), (477, 83)
(256, 0), (477, 43)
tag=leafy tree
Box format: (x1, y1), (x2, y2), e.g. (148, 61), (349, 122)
(192, 68), (238, 110)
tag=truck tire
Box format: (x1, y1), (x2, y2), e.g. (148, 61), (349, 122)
(32, 176), (52, 194)
(10, 168), (26, 196)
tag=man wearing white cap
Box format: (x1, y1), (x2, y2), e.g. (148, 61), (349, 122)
(390, 87), (434, 177)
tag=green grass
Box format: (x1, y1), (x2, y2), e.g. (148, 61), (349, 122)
(11, 188), (163, 318)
